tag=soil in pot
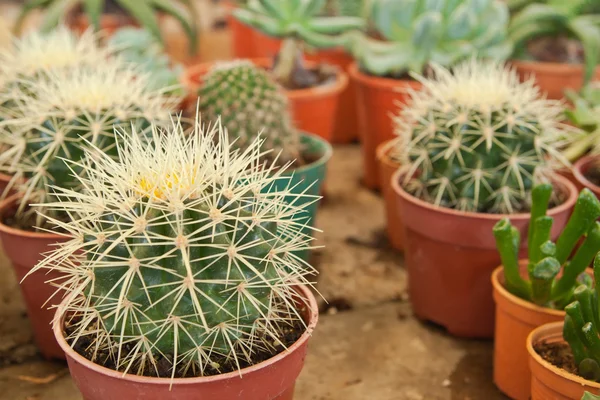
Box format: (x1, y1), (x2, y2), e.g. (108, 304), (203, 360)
(534, 341), (578, 376)
(526, 36), (584, 64)
(574, 155), (600, 197)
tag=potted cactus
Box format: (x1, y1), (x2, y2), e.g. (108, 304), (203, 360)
(347, 0), (512, 189)
(30, 116), (320, 400)
(196, 60), (331, 261)
(508, 0), (600, 100)
(526, 255), (600, 399)
(193, 0), (363, 142)
(491, 185), (599, 399)
(0, 55), (179, 360)
(390, 58), (577, 338)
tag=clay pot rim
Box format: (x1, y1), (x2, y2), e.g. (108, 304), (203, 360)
(348, 62), (421, 91)
(573, 154), (600, 193)
(527, 321), (600, 390)
(510, 59), (597, 73)
(375, 139), (400, 170)
(183, 58), (348, 100)
(0, 194), (63, 240)
(390, 169), (578, 222)
(293, 132), (333, 175)
(54, 284), (318, 386)
(491, 265), (565, 318)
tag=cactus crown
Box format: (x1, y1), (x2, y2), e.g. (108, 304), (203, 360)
(33, 116), (317, 379)
(0, 59), (180, 227)
(198, 60), (300, 164)
(349, 0), (512, 77)
(394, 59), (572, 214)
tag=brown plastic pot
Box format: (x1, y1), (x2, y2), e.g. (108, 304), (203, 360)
(349, 63), (421, 189)
(512, 60), (600, 100)
(224, 1), (258, 58)
(183, 58), (348, 142)
(376, 139), (403, 251)
(492, 263), (570, 400)
(392, 170), (578, 338)
(528, 322), (600, 399)
(573, 155), (600, 198)
(55, 285), (318, 400)
(0, 195), (68, 360)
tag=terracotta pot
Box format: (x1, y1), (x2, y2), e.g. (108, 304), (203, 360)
(573, 155), (600, 198)
(348, 63), (421, 189)
(0, 195), (68, 360)
(392, 171), (578, 338)
(55, 285), (318, 400)
(376, 139), (403, 251)
(0, 172), (12, 195)
(512, 60), (600, 101)
(492, 263), (568, 400)
(223, 1), (258, 58)
(528, 322), (600, 399)
(252, 31), (283, 59)
(183, 58), (348, 142)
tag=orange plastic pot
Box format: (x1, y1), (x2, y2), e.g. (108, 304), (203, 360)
(528, 322), (600, 399)
(376, 139), (403, 251)
(183, 59), (348, 142)
(0, 172), (12, 195)
(252, 31), (283, 58)
(349, 63), (421, 189)
(512, 60), (600, 100)
(55, 285), (318, 400)
(573, 155), (600, 198)
(392, 171), (577, 338)
(492, 264), (569, 400)
(0, 195), (68, 360)
(224, 1), (258, 58)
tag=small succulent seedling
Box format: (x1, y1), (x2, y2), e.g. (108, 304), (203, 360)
(0, 58), (180, 228)
(347, 0), (512, 77)
(198, 60), (300, 164)
(563, 255), (600, 382)
(31, 115), (318, 380)
(494, 184), (600, 308)
(394, 58), (574, 214)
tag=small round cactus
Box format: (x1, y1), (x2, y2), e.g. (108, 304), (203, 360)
(0, 59), (180, 227)
(198, 60), (300, 164)
(33, 116), (317, 378)
(393, 58), (573, 214)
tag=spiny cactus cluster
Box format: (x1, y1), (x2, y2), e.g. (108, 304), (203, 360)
(33, 117), (317, 378)
(394, 59), (574, 214)
(198, 60), (300, 164)
(0, 59), (180, 227)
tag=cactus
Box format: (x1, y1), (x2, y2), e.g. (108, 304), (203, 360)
(393, 59), (573, 214)
(198, 60), (300, 164)
(348, 0), (512, 77)
(31, 116), (317, 378)
(493, 184), (600, 307)
(0, 58), (180, 228)
(563, 255), (600, 382)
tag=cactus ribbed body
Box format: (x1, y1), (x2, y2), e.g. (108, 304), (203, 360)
(198, 60), (299, 163)
(394, 59), (571, 214)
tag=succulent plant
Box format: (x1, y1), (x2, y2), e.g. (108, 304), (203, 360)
(563, 255), (600, 382)
(348, 0), (512, 77)
(198, 60), (299, 164)
(0, 58), (180, 228)
(233, 0), (364, 87)
(31, 116), (317, 378)
(583, 392), (600, 400)
(509, 0), (600, 85)
(493, 184), (600, 307)
(15, 0), (199, 55)
(562, 84), (600, 162)
(326, 0), (368, 18)
(393, 58), (573, 214)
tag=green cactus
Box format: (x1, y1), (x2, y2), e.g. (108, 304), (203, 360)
(563, 255), (600, 383)
(32, 116), (317, 378)
(198, 60), (299, 164)
(493, 184), (600, 307)
(394, 59), (571, 214)
(348, 0), (512, 77)
(0, 58), (180, 228)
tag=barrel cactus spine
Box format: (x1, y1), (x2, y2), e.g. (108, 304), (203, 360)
(393, 58), (575, 214)
(32, 117), (318, 379)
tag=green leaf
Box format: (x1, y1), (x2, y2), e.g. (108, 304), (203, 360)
(257, 0), (288, 21)
(307, 16), (364, 34)
(117, 0), (163, 44)
(40, 0), (80, 32)
(509, 4), (566, 33)
(14, 0), (54, 34)
(82, 0), (103, 31)
(233, 8), (283, 37)
(149, 0), (198, 55)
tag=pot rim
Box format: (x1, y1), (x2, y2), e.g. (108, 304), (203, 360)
(390, 169), (578, 222)
(54, 284), (318, 386)
(510, 59), (599, 73)
(348, 62), (421, 91)
(527, 321), (600, 390)
(376, 139), (400, 170)
(292, 132), (333, 175)
(573, 154), (600, 193)
(0, 193), (65, 240)
(491, 265), (565, 318)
